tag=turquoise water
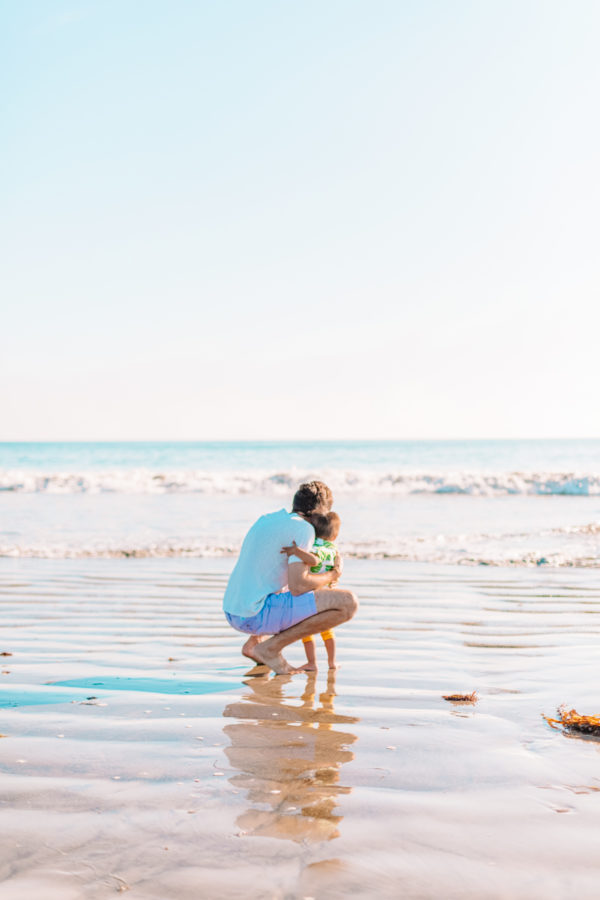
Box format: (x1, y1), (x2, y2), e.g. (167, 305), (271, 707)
(1, 439), (599, 472)
(0, 676), (240, 708)
(54, 675), (240, 694)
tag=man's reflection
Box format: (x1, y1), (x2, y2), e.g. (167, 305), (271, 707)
(222, 671), (358, 842)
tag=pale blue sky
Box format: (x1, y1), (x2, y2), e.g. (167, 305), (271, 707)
(2, 0), (599, 439)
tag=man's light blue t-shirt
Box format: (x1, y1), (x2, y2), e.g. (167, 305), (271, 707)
(222, 509), (315, 618)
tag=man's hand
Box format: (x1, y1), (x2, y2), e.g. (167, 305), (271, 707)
(328, 552), (343, 587)
(332, 551), (343, 577)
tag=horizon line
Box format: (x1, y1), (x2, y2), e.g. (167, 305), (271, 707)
(1, 437), (598, 444)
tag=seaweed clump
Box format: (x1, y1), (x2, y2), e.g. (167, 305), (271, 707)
(443, 691), (477, 703)
(544, 706), (600, 737)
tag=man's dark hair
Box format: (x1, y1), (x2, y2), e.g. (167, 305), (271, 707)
(292, 481), (333, 516)
(310, 511), (341, 541)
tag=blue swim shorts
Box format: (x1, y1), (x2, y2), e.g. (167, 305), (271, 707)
(225, 589), (317, 636)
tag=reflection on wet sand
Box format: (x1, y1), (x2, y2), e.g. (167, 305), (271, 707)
(222, 671), (358, 842)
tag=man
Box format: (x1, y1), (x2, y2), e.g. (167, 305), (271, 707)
(223, 481), (358, 675)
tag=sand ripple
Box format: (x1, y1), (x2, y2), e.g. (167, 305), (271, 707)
(1, 559), (600, 898)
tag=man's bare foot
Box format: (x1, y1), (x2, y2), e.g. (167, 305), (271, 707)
(328, 663), (339, 670)
(252, 643), (298, 675)
(241, 636), (269, 666)
(300, 663), (318, 672)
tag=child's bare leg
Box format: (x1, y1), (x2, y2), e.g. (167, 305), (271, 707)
(301, 636), (317, 672)
(323, 636), (337, 670)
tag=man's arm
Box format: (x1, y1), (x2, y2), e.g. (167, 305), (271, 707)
(287, 556), (342, 596)
(281, 541), (320, 568)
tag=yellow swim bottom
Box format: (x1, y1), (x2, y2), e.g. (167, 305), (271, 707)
(302, 629), (334, 644)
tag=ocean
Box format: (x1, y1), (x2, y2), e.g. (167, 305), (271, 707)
(2, 440), (599, 566)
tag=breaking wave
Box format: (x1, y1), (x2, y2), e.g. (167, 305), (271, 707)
(2, 533), (599, 568)
(2, 469), (600, 496)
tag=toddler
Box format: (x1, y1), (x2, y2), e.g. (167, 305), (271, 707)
(281, 511), (340, 670)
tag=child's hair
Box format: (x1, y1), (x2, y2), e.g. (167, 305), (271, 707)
(310, 511), (340, 541)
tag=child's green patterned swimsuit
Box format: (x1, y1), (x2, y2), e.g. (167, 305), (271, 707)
(309, 538), (338, 573)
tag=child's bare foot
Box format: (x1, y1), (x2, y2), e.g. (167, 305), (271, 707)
(300, 663), (318, 672)
(328, 663), (339, 670)
(252, 643), (299, 675)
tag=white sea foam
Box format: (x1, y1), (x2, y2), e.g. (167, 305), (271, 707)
(2, 468), (600, 496)
(2, 530), (599, 567)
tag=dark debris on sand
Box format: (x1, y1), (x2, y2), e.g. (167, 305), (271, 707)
(443, 691), (478, 703)
(544, 706), (600, 737)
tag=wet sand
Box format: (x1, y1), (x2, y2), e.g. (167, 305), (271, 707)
(1, 558), (600, 898)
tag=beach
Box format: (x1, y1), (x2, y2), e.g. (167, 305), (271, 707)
(2, 556), (600, 899)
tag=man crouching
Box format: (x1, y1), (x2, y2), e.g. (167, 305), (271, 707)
(222, 481), (358, 675)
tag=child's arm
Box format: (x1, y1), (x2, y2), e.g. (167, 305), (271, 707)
(280, 540), (320, 568)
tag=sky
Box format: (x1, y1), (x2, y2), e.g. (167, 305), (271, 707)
(2, 0), (599, 440)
